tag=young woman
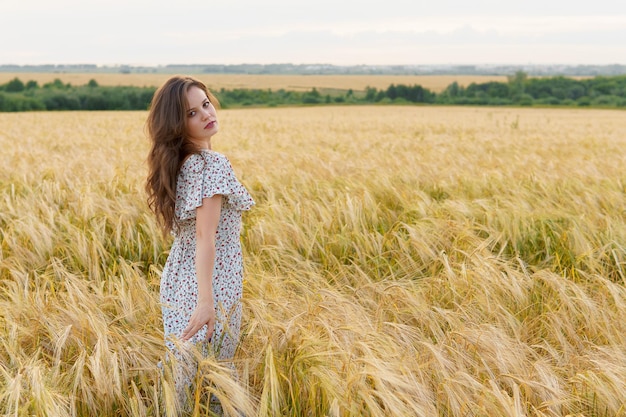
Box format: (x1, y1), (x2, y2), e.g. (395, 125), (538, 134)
(145, 76), (254, 403)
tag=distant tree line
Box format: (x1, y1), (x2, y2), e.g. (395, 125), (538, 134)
(0, 78), (155, 111)
(2, 72), (626, 112)
(4, 63), (626, 76)
(435, 72), (626, 107)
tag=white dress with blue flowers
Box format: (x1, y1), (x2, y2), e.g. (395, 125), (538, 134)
(160, 150), (254, 371)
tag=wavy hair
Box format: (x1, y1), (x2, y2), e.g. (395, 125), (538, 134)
(145, 75), (220, 235)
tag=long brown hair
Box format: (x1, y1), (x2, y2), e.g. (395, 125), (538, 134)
(145, 75), (220, 235)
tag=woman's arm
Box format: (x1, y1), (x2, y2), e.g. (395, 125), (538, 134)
(181, 194), (222, 342)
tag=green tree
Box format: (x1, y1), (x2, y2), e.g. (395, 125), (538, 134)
(302, 88), (321, 104)
(386, 84), (398, 100)
(6, 77), (25, 92)
(43, 79), (67, 89)
(446, 81), (460, 97)
(365, 86), (377, 101)
(507, 70), (528, 98)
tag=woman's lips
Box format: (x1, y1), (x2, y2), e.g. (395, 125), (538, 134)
(205, 121), (216, 129)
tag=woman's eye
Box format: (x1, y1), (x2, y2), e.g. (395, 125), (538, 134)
(188, 111), (196, 117)
(203, 101), (210, 108)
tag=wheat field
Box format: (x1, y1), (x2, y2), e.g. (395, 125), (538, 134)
(1, 105), (625, 416)
(0, 73), (509, 93)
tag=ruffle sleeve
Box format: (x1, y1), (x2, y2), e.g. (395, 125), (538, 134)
(175, 151), (255, 221)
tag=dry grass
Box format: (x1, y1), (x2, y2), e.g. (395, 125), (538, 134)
(0, 73), (509, 93)
(1, 106), (625, 416)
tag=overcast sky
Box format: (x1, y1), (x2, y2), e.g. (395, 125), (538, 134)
(2, 0), (625, 66)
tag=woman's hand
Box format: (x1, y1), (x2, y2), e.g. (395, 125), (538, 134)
(181, 300), (216, 342)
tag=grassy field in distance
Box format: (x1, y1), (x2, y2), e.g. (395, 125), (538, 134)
(0, 72), (510, 92)
(1, 105), (625, 416)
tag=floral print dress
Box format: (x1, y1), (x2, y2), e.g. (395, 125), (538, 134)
(159, 150), (254, 389)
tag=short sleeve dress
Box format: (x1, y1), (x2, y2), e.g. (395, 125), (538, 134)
(160, 150), (254, 363)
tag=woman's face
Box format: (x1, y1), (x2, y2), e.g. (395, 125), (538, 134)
(185, 86), (218, 147)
